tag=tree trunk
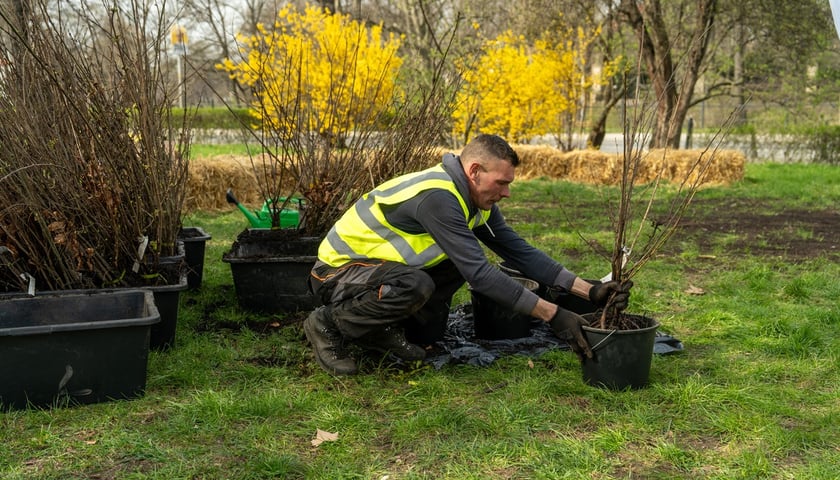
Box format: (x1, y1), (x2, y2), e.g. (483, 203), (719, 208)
(733, 23), (747, 126)
(587, 2), (622, 150)
(588, 84), (624, 149)
(619, 0), (717, 149)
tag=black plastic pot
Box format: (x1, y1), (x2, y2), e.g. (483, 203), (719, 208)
(498, 262), (549, 299)
(546, 287), (601, 315)
(141, 243), (188, 350)
(222, 229), (320, 313)
(472, 277), (539, 340)
(146, 271), (188, 350)
(498, 261), (599, 315)
(0, 246), (186, 351)
(580, 313), (660, 390)
(0, 290), (160, 410)
(178, 226), (212, 289)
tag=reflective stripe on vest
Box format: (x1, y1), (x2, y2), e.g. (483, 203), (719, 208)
(319, 164), (488, 267)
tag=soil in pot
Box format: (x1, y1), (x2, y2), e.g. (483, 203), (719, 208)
(472, 277), (539, 340)
(227, 228), (320, 256)
(580, 312), (660, 390)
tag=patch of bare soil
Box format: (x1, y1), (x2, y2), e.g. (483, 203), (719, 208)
(675, 198), (839, 261)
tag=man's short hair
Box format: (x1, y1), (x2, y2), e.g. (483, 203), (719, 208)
(461, 134), (520, 166)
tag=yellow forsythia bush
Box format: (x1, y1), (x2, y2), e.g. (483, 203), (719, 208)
(218, 4), (403, 138)
(453, 23), (621, 143)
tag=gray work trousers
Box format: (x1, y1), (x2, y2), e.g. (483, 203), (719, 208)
(309, 260), (465, 346)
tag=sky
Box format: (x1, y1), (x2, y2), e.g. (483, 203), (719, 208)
(830, 0), (840, 40)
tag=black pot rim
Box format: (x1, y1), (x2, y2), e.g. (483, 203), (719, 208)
(178, 226), (211, 242)
(222, 254), (317, 264)
(580, 314), (660, 334)
(242, 228), (320, 240)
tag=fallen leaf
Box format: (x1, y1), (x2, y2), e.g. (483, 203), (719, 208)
(481, 381), (508, 394)
(527, 359), (534, 369)
(685, 285), (705, 295)
(311, 429), (338, 447)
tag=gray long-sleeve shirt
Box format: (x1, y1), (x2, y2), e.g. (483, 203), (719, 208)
(381, 153), (577, 314)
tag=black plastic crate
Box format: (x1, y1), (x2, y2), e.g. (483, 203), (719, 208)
(0, 290), (160, 410)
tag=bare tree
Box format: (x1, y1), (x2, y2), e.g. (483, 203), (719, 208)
(350, 0), (471, 86)
(714, 0), (837, 121)
(617, 0), (717, 149)
(0, 0), (192, 291)
(178, 0), (282, 105)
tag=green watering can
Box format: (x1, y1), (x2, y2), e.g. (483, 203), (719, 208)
(225, 188), (301, 229)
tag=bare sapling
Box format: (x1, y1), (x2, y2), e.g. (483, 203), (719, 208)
(595, 76), (743, 330)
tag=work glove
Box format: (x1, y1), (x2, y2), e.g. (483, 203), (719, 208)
(588, 280), (633, 311)
(550, 307), (592, 361)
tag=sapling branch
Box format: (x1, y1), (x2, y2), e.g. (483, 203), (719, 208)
(588, 29), (747, 329)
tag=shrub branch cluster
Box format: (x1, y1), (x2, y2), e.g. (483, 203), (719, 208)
(0, 0), (190, 292)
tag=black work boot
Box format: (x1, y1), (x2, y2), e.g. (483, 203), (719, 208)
(355, 325), (426, 362)
(303, 306), (358, 375)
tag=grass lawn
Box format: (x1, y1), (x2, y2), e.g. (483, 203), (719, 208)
(1, 163), (838, 479)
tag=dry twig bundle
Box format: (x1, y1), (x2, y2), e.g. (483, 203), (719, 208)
(0, 0), (190, 292)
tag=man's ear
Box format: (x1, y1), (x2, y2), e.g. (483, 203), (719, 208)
(468, 162), (481, 181)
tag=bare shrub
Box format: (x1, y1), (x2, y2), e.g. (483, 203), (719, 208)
(0, 0), (190, 291)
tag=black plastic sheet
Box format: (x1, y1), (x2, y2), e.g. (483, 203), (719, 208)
(423, 304), (683, 369)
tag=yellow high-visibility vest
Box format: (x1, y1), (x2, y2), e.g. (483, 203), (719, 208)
(318, 164), (489, 267)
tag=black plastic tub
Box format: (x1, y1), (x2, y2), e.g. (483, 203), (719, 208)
(137, 242), (188, 350)
(179, 226), (212, 289)
(222, 229), (320, 313)
(225, 255), (318, 312)
(0, 271), (186, 351)
(0, 290), (160, 410)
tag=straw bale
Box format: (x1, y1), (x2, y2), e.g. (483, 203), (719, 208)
(511, 145), (744, 186)
(565, 150), (622, 184)
(183, 146), (745, 213)
(513, 145), (572, 179)
(642, 148), (746, 186)
(185, 155), (260, 212)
